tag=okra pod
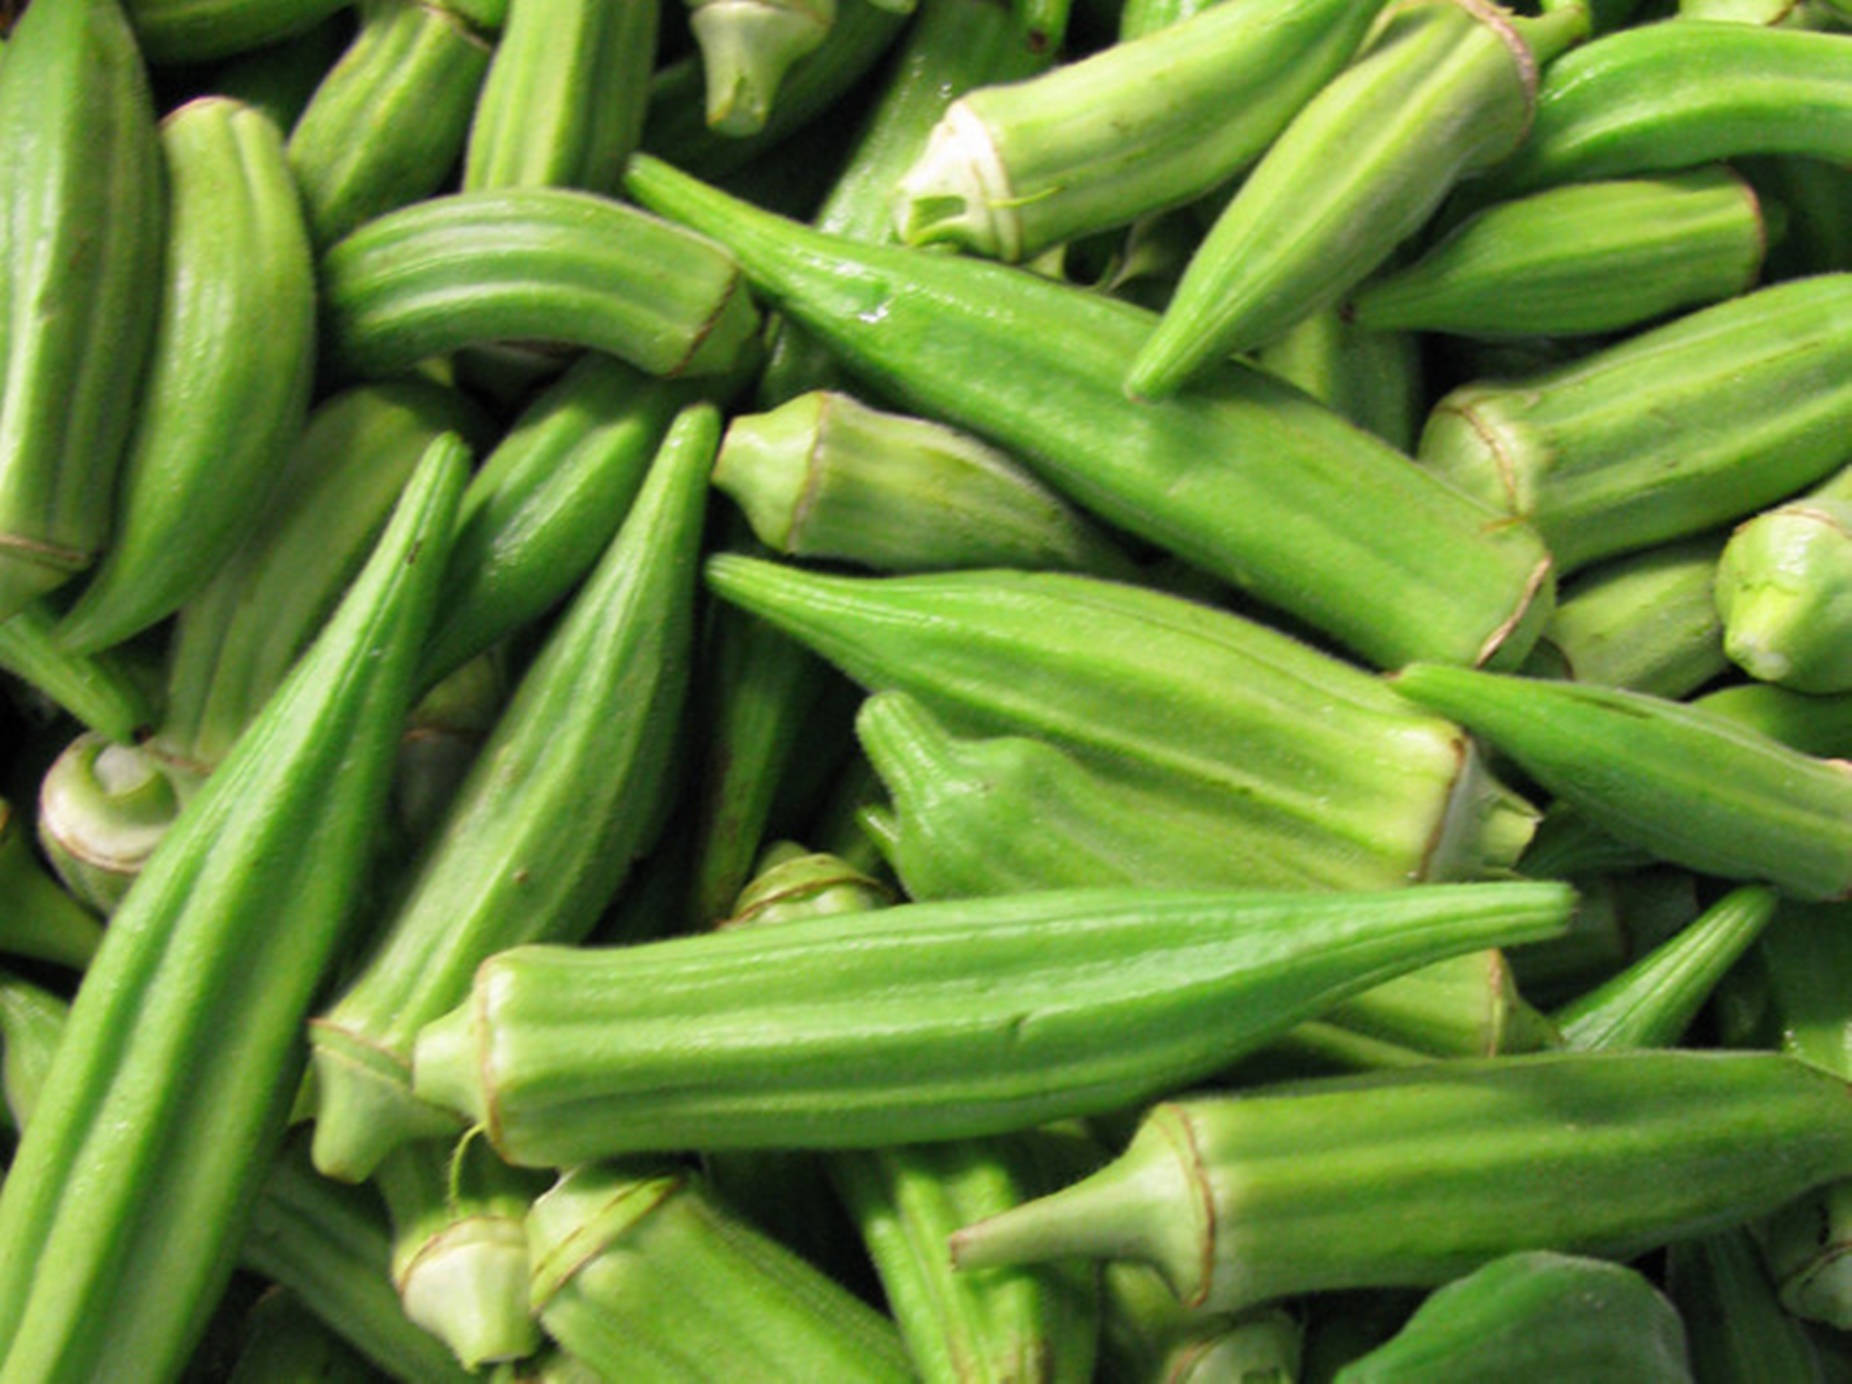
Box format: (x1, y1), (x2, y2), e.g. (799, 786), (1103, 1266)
(124, 0), (352, 62)
(690, 0), (835, 135)
(411, 881), (1573, 1162)
(1715, 463), (1852, 691)
(950, 1050), (1852, 1311)
(0, 599), (153, 745)
(1125, 0), (1589, 397)
(206, 14), (351, 134)
(388, 651), (503, 851)
(1254, 309), (1425, 454)
(0, 436), (464, 1381)
(1668, 1228), (1827, 1384)
(1321, 949), (1559, 1059)
(322, 188), (760, 382)
(0, 972), (67, 1132)
(1692, 680), (1852, 757)
(721, 841), (892, 929)
(36, 731), (199, 916)
(628, 154), (1555, 671)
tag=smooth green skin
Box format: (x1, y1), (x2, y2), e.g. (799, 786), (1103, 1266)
(322, 188), (760, 382)
(1717, 495), (1852, 691)
(125, 0), (351, 61)
(36, 732), (195, 917)
(0, 972), (67, 1131)
(691, 0), (835, 136)
(464, 0), (656, 193)
(629, 155), (1557, 672)
(0, 0), (162, 622)
(411, 882), (1574, 1163)
(1253, 309), (1425, 454)
(1669, 1229), (1827, 1384)
(226, 1290), (375, 1384)
(896, 0), (1386, 262)
(1125, 0), (1587, 398)
(418, 354), (708, 692)
(1554, 883), (1777, 1050)
(1352, 167), (1766, 339)
(0, 437), (464, 1383)
(1393, 663), (1852, 900)
(309, 408), (716, 1183)
(950, 1051), (1852, 1312)
(287, 0), (491, 246)
(0, 598), (154, 743)
(1336, 1252), (1691, 1383)
(56, 98), (316, 656)
(1526, 532), (1730, 699)
(1419, 275), (1852, 575)
(1488, 22), (1852, 197)
(527, 1166), (914, 1383)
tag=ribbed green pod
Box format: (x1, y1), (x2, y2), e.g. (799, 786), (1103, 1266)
(950, 1051), (1852, 1312)
(894, 0), (1386, 262)
(411, 882), (1573, 1163)
(1418, 275), (1852, 574)
(309, 408), (715, 1182)
(56, 96), (316, 656)
(1668, 1228), (1826, 1384)
(627, 154), (1555, 671)
(0, 0), (163, 622)
(1716, 465), (1852, 691)
(1254, 309), (1425, 454)
(0, 437), (464, 1382)
(1351, 167), (1766, 339)
(0, 599), (154, 744)
(124, 0), (352, 62)
(0, 972), (67, 1132)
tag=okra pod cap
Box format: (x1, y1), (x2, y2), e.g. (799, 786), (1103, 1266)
(1717, 495), (1852, 691)
(691, 0), (835, 135)
(36, 734), (198, 917)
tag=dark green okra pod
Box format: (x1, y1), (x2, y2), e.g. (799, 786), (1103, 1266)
(0, 599), (154, 745)
(0, 0), (162, 621)
(309, 408), (715, 1182)
(1715, 463), (1852, 691)
(225, 1288), (375, 1384)
(950, 1051), (1852, 1312)
(893, 0), (1387, 263)
(1667, 1228), (1827, 1384)
(0, 436), (465, 1382)
(1419, 275), (1852, 574)
(627, 154), (1556, 671)
(1125, 0), (1588, 398)
(123, 0), (352, 62)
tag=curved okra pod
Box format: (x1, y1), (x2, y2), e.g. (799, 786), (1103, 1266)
(526, 1164), (913, 1381)
(287, 0), (491, 246)
(949, 1050), (1852, 1312)
(690, 0), (835, 136)
(1715, 463), (1852, 690)
(411, 882), (1573, 1163)
(0, 599), (154, 744)
(0, 436), (465, 1381)
(1253, 309), (1425, 454)
(322, 188), (760, 382)
(1486, 22), (1852, 198)
(894, 0), (1387, 263)
(1333, 1252), (1692, 1383)
(55, 97), (317, 656)
(0, 974), (68, 1132)
(463, 0), (657, 194)
(1419, 275), (1852, 575)
(1392, 663), (1852, 899)
(1350, 167), (1767, 339)
(308, 408), (715, 1182)
(123, 0), (352, 62)
(0, 0), (162, 622)
(628, 155), (1557, 671)
(1667, 1228), (1827, 1382)
(1124, 0), (1589, 398)
(36, 732), (200, 916)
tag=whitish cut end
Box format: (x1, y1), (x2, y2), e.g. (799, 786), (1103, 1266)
(895, 101), (1023, 262)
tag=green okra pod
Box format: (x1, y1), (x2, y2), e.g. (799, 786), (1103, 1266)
(124, 0), (352, 62)
(0, 599), (154, 745)
(894, 0), (1387, 263)
(1692, 680), (1852, 757)
(387, 650), (504, 853)
(322, 188), (760, 382)
(0, 973), (68, 1132)
(36, 731), (199, 916)
(690, 0), (835, 136)
(526, 1163), (914, 1382)
(1394, 663), (1852, 898)
(0, 435), (465, 1382)
(1667, 1228), (1827, 1384)
(1486, 21), (1852, 198)
(0, 0), (163, 622)
(1419, 275), (1852, 575)
(950, 1050), (1852, 1312)
(463, 0), (657, 194)
(411, 881), (1574, 1163)
(1333, 1252), (1692, 1383)
(56, 96), (317, 656)
(1254, 309), (1426, 454)
(715, 391), (1137, 575)
(226, 1289), (375, 1384)
(628, 154), (1555, 671)
(1320, 949), (1559, 1059)
(309, 408), (715, 1182)
(287, 0), (491, 246)
(1125, 0), (1589, 398)
(720, 841), (892, 929)
(1350, 167), (1767, 339)
(1715, 463), (1852, 691)
(206, 14), (352, 135)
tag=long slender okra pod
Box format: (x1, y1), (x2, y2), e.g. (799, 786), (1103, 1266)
(1125, 0), (1588, 399)
(0, 437), (465, 1382)
(0, 599), (153, 744)
(1667, 1228), (1827, 1383)
(1714, 462), (1852, 691)
(950, 1051), (1852, 1312)
(309, 408), (715, 1181)
(0, 0), (162, 622)
(411, 882), (1573, 1163)
(628, 155), (1556, 671)
(56, 96), (317, 656)
(123, 0), (352, 62)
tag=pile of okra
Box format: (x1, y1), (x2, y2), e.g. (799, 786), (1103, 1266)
(2, 0), (1852, 1377)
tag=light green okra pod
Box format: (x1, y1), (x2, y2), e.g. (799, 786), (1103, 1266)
(1419, 275), (1852, 575)
(309, 407), (715, 1182)
(1254, 309), (1426, 454)
(0, 436), (465, 1383)
(56, 96), (317, 656)
(894, 0), (1387, 263)
(690, 0), (835, 136)
(1351, 167), (1767, 339)
(1715, 462), (1852, 691)
(949, 1051), (1852, 1313)
(1667, 1228), (1827, 1384)
(123, 0), (352, 62)
(0, 599), (153, 745)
